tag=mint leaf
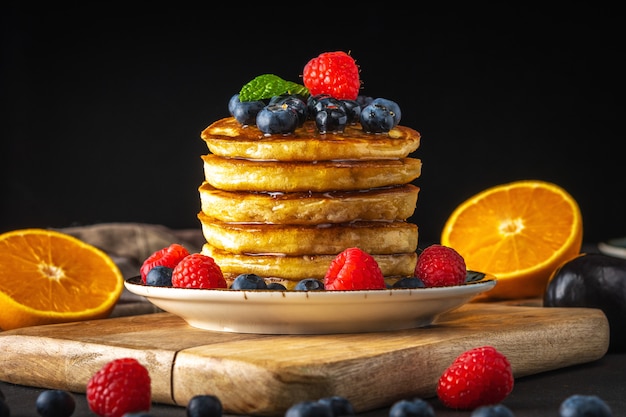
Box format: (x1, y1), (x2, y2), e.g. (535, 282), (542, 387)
(239, 74), (309, 102)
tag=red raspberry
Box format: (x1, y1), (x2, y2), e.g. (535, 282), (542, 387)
(415, 244), (467, 287)
(302, 51), (361, 100)
(437, 346), (514, 410)
(86, 357), (151, 417)
(171, 253), (227, 289)
(324, 247), (386, 290)
(140, 243), (190, 283)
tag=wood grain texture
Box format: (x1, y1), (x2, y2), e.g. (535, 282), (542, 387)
(0, 303), (609, 416)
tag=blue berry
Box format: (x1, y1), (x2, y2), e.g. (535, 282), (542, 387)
(317, 396), (355, 416)
(285, 400), (333, 417)
(230, 94), (266, 126)
(471, 404), (515, 417)
(231, 273), (268, 290)
(267, 282), (287, 291)
(340, 100), (361, 124)
(316, 107), (348, 134)
(270, 95), (308, 126)
(359, 102), (396, 133)
(294, 278), (325, 291)
(391, 277), (426, 289)
(559, 394), (612, 417)
(389, 398), (434, 417)
(145, 265), (173, 286)
(256, 104), (299, 135)
(35, 389), (76, 417)
(371, 98), (401, 126)
(186, 394), (223, 417)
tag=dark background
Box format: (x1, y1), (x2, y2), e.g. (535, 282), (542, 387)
(2, 4), (624, 246)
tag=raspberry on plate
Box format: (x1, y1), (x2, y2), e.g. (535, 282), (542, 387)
(171, 253), (227, 289)
(437, 345), (514, 410)
(302, 51), (361, 101)
(140, 243), (190, 283)
(415, 244), (467, 287)
(324, 247), (386, 290)
(86, 357), (151, 417)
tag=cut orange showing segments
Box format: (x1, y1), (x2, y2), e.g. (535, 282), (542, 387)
(0, 228), (124, 330)
(441, 180), (583, 300)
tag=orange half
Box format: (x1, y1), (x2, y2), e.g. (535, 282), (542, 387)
(441, 180), (583, 300)
(0, 228), (124, 330)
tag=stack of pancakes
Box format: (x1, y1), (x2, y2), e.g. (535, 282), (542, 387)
(198, 116), (422, 288)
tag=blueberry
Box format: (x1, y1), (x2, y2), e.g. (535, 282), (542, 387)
(231, 273), (268, 290)
(389, 399), (434, 417)
(267, 282), (287, 291)
(317, 396), (355, 416)
(392, 277), (426, 289)
(316, 107), (348, 134)
(371, 97), (401, 126)
(308, 95), (345, 118)
(559, 394), (612, 417)
(186, 394), (223, 417)
(145, 266), (173, 286)
(270, 94), (308, 126)
(285, 400), (333, 417)
(340, 100), (361, 124)
(294, 278), (325, 291)
(471, 404), (515, 417)
(231, 98), (266, 126)
(35, 389), (76, 417)
(359, 103), (396, 133)
(256, 104), (299, 135)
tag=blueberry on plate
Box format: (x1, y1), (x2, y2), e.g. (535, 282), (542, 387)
(294, 278), (325, 291)
(231, 273), (268, 290)
(145, 266), (173, 286)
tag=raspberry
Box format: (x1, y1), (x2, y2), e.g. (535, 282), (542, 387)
(324, 247), (386, 290)
(140, 243), (190, 283)
(415, 244), (467, 287)
(302, 51), (361, 100)
(86, 357), (151, 417)
(171, 253), (227, 289)
(437, 346), (514, 410)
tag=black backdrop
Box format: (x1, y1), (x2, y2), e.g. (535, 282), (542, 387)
(2, 5), (624, 246)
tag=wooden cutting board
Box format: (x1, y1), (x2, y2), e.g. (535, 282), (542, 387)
(0, 303), (609, 416)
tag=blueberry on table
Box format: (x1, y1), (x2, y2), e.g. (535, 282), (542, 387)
(389, 398), (435, 417)
(186, 394), (223, 417)
(285, 400), (333, 417)
(35, 389), (76, 417)
(317, 396), (355, 416)
(559, 394), (612, 417)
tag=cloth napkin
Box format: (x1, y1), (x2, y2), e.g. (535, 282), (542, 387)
(58, 222), (206, 317)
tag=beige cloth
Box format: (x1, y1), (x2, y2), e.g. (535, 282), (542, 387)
(58, 223), (205, 317)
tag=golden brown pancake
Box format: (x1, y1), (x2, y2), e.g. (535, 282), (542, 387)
(201, 117), (421, 161)
(198, 182), (419, 224)
(202, 154), (422, 192)
(198, 211), (418, 256)
(202, 244), (418, 287)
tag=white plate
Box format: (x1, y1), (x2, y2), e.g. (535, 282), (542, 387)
(124, 276), (496, 334)
(598, 237), (626, 259)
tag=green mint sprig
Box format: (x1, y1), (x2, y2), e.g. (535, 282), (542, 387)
(239, 74), (309, 102)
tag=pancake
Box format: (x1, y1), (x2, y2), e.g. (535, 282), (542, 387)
(202, 244), (418, 286)
(198, 182), (419, 224)
(198, 212), (418, 256)
(202, 154), (422, 192)
(201, 117), (421, 161)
